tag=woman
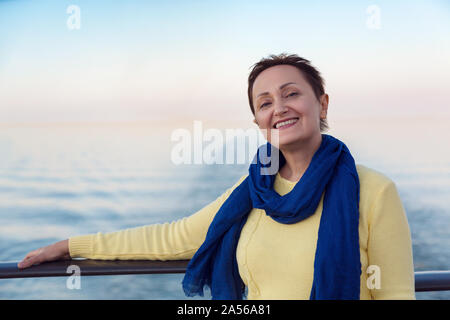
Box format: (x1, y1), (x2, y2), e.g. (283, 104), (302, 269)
(18, 53), (415, 300)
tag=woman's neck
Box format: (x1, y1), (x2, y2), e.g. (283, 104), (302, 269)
(279, 134), (322, 182)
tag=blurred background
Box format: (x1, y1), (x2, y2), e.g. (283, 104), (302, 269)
(0, 0), (449, 299)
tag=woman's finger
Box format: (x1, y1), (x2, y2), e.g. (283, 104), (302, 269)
(18, 253), (43, 269)
(18, 249), (41, 267)
(21, 250), (38, 261)
(27, 255), (42, 268)
(17, 255), (33, 268)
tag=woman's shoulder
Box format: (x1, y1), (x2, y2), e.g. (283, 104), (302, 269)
(356, 164), (395, 190)
(355, 164), (399, 214)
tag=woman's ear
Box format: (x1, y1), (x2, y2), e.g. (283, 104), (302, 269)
(320, 94), (329, 119)
(253, 118), (258, 125)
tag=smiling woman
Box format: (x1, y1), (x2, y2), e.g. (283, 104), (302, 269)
(18, 53), (416, 300)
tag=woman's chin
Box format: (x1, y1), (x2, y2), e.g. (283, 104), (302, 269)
(276, 133), (312, 150)
(268, 137), (297, 149)
(278, 132), (302, 145)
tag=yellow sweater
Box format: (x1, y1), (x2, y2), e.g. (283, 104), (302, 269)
(69, 164), (416, 300)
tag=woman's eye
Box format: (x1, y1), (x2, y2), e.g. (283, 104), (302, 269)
(259, 93), (296, 109)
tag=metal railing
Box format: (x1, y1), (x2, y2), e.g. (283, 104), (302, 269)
(1, 259), (449, 292)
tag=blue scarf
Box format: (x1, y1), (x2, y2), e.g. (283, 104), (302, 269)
(182, 134), (361, 299)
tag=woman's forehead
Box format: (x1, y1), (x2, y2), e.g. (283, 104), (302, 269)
(253, 65), (309, 97)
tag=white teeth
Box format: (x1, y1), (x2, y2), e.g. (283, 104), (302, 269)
(275, 118), (298, 129)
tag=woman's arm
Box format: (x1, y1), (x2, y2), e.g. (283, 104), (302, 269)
(68, 180), (240, 261)
(367, 180), (416, 299)
(19, 174), (248, 267)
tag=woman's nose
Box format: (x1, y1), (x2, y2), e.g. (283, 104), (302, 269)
(273, 102), (288, 116)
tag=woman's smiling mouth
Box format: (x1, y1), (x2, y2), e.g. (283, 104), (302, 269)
(273, 117), (299, 129)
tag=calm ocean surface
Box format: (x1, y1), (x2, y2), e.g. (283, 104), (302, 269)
(0, 118), (449, 299)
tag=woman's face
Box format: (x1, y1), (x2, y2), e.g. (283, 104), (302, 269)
(252, 64), (328, 149)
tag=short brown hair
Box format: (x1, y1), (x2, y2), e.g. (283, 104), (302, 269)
(247, 53), (329, 132)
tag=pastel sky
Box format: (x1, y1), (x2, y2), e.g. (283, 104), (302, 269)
(0, 0), (449, 124)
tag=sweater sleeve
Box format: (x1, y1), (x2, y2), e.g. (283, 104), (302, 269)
(367, 180), (416, 300)
(69, 174), (248, 260)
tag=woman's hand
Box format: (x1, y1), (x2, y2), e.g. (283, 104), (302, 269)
(17, 239), (71, 269)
